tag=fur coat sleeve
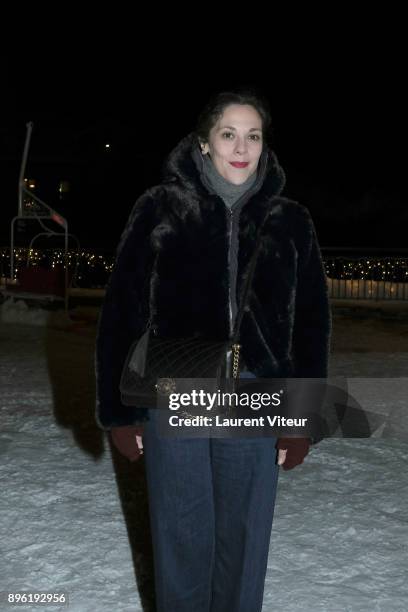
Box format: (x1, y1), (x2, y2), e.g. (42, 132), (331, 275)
(291, 205), (331, 378)
(94, 190), (158, 430)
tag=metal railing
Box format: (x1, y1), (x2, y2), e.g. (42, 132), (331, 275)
(323, 248), (408, 301)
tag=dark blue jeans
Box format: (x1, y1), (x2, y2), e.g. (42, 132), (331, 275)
(143, 372), (279, 612)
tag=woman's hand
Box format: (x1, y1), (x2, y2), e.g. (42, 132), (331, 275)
(110, 425), (144, 462)
(276, 438), (310, 470)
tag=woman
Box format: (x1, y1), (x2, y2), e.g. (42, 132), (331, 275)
(95, 89), (331, 611)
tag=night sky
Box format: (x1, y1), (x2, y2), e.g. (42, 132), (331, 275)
(1, 41), (406, 252)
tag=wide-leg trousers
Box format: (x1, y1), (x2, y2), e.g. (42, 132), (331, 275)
(143, 372), (280, 612)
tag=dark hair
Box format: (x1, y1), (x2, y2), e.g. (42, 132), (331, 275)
(194, 88), (273, 147)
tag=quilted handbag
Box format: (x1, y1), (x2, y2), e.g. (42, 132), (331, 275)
(119, 212), (268, 409)
(119, 330), (240, 407)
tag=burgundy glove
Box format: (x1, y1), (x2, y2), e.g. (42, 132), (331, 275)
(110, 425), (144, 462)
(276, 437), (311, 470)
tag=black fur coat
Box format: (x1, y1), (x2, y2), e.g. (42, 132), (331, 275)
(95, 132), (332, 430)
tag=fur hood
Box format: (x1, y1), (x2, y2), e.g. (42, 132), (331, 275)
(95, 132), (332, 430)
(161, 131), (286, 202)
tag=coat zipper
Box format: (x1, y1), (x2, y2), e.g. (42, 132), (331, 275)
(226, 205), (241, 380)
(222, 204), (242, 411)
(228, 207), (233, 338)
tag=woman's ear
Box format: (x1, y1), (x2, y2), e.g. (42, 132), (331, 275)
(200, 140), (209, 155)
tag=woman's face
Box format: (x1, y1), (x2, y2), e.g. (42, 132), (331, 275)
(201, 104), (263, 185)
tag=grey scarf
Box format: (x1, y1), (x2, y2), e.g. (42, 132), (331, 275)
(200, 152), (258, 208)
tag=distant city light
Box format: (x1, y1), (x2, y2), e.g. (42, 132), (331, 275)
(59, 180), (70, 194)
(27, 179), (36, 189)
(1, 249), (407, 296)
(105, 143), (110, 149)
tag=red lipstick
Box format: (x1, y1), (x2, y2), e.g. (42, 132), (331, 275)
(230, 162), (249, 168)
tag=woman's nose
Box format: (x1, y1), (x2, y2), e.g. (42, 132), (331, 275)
(235, 139), (248, 155)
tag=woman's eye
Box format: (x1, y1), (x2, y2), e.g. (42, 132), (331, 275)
(221, 132), (261, 141)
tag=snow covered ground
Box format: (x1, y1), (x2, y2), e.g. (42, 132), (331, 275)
(0, 301), (408, 611)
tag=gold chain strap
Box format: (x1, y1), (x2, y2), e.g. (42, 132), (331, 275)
(231, 343), (241, 379)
